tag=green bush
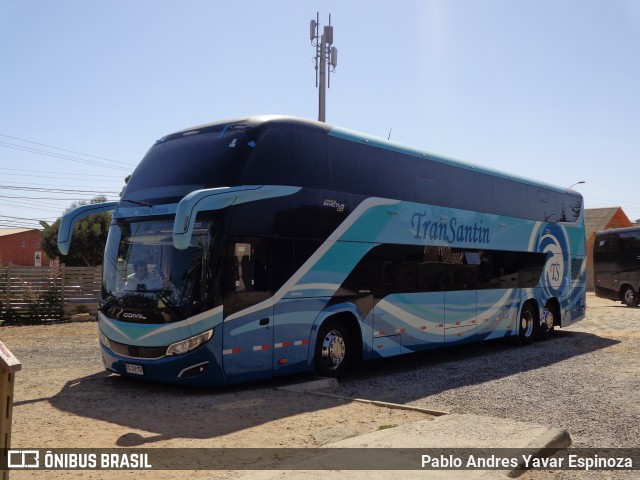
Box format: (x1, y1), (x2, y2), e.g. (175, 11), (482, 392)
(11, 276), (65, 325)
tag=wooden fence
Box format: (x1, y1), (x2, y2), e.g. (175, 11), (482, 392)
(0, 265), (102, 321)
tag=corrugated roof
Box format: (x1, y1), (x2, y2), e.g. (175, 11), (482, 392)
(584, 207), (630, 239)
(0, 228), (37, 237)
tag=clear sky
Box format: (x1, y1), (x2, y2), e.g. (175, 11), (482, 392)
(1, 0), (639, 231)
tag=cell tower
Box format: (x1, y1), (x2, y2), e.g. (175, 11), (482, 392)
(310, 13), (338, 122)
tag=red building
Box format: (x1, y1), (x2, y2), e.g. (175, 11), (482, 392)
(0, 228), (51, 266)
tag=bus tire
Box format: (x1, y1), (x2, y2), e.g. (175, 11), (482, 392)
(314, 319), (351, 377)
(514, 303), (536, 345)
(538, 301), (557, 340)
(621, 286), (637, 308)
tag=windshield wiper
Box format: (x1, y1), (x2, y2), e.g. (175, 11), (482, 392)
(98, 295), (119, 313)
(122, 198), (153, 208)
(154, 291), (185, 321)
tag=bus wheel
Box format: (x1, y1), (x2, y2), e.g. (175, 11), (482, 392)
(622, 286), (637, 308)
(515, 303), (536, 345)
(538, 302), (556, 340)
(315, 320), (351, 377)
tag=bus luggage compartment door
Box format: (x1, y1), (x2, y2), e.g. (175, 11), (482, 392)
(476, 289), (518, 340)
(373, 292), (445, 354)
(444, 290), (477, 343)
(372, 334), (402, 357)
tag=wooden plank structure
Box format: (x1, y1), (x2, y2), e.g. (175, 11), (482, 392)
(1, 266), (101, 321)
(0, 341), (21, 480)
(60, 266), (102, 316)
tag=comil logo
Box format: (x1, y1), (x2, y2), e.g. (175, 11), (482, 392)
(122, 312), (147, 320)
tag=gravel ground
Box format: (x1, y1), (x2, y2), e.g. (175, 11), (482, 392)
(335, 292), (640, 478)
(1, 293), (638, 479)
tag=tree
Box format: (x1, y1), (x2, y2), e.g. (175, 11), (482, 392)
(40, 195), (112, 267)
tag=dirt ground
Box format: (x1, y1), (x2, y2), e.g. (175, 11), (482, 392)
(0, 321), (430, 479)
(4, 294), (634, 479)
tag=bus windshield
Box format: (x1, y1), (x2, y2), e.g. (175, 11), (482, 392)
(101, 218), (217, 323)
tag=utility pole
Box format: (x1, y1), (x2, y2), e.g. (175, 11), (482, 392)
(310, 13), (338, 122)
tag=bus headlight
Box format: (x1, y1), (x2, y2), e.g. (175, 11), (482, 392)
(166, 329), (214, 356)
(99, 330), (110, 349)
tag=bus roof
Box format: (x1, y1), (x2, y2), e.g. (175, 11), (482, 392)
(596, 225), (640, 236)
(121, 115), (582, 225)
(167, 115), (580, 197)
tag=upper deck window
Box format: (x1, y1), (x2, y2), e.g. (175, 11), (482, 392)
(122, 129), (251, 204)
(244, 128), (328, 188)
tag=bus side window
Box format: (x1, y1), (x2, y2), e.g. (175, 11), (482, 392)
(224, 238), (271, 317)
(382, 261), (396, 286)
(231, 240), (268, 293)
(621, 233), (640, 252)
(233, 243), (253, 292)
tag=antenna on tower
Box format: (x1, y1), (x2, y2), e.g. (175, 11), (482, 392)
(310, 12), (338, 122)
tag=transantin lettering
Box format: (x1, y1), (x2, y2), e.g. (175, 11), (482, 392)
(411, 211), (490, 245)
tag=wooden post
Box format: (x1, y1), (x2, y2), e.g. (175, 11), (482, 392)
(0, 341), (21, 480)
(60, 265), (66, 319)
(4, 265), (11, 311)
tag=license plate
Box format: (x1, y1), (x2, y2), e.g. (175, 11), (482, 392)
(125, 363), (144, 375)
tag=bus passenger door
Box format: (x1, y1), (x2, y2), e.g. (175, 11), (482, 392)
(222, 239), (274, 383)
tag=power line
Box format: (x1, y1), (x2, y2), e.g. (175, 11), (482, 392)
(1, 179), (124, 188)
(1, 171), (125, 183)
(0, 184), (120, 194)
(0, 141), (133, 172)
(2, 180), (121, 189)
(0, 132), (134, 166)
(0, 214), (53, 221)
(588, 196), (640, 207)
(0, 167), (125, 179)
(0, 195), (111, 201)
(0, 201), (67, 213)
(0, 133), (132, 228)
(0, 196), (73, 209)
(0, 223), (43, 229)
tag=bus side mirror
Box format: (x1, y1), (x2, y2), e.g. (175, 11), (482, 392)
(57, 201), (118, 255)
(172, 185), (300, 250)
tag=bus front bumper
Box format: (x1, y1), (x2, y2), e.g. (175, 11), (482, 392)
(100, 333), (229, 386)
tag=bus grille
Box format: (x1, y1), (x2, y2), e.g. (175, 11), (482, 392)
(107, 339), (167, 359)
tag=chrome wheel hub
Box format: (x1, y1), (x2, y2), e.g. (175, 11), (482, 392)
(541, 308), (554, 331)
(321, 330), (346, 371)
(521, 311), (534, 337)
(624, 289), (635, 305)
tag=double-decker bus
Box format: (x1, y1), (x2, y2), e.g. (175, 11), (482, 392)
(57, 116), (586, 385)
(594, 226), (640, 307)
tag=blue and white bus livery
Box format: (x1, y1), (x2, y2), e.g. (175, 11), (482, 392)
(57, 115), (586, 385)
